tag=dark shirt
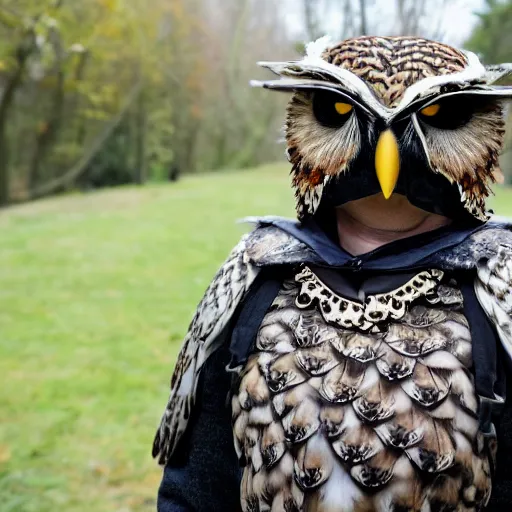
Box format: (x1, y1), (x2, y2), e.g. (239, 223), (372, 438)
(158, 347), (242, 512)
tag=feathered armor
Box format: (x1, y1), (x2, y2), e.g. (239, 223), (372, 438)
(154, 219), (512, 511)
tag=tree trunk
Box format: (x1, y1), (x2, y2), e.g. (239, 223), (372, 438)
(30, 81), (142, 200)
(29, 68), (65, 193)
(303, 0), (320, 41)
(0, 33), (34, 206)
(359, 0), (368, 35)
(133, 88), (147, 184)
(71, 50), (90, 150)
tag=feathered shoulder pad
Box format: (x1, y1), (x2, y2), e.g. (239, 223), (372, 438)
(431, 220), (512, 365)
(431, 220), (512, 270)
(470, 221), (512, 365)
(152, 224), (313, 465)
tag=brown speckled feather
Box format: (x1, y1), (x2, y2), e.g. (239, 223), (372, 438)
(233, 270), (493, 511)
(476, 243), (512, 362)
(321, 36), (468, 108)
(153, 234), (259, 464)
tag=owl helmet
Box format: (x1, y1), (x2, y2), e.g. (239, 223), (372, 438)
(252, 36), (512, 223)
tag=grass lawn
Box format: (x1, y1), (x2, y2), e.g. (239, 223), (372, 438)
(1, 162), (511, 512)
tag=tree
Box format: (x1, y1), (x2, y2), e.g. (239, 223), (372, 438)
(298, 0), (457, 42)
(465, 0), (512, 181)
(465, 0), (512, 64)
(0, 0), (184, 201)
(0, 0), (297, 204)
(0, 5), (40, 205)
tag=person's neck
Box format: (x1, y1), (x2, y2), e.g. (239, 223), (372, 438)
(336, 207), (452, 256)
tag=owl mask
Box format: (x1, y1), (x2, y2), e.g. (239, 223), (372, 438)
(252, 36), (512, 223)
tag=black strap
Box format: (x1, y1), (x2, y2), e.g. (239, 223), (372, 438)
(228, 268), (284, 371)
(460, 279), (506, 432)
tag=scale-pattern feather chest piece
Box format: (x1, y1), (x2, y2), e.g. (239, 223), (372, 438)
(232, 265), (493, 512)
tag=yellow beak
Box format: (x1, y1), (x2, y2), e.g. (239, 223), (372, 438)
(375, 129), (400, 199)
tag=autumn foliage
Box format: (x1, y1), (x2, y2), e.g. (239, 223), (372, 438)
(0, 0), (293, 205)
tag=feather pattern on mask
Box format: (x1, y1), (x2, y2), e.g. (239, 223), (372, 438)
(416, 101), (505, 221)
(286, 91), (362, 219)
(253, 36), (512, 221)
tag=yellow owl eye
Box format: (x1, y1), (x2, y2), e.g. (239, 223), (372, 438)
(335, 102), (353, 115)
(420, 104), (441, 117)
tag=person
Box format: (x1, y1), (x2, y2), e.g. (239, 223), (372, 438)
(153, 36), (512, 511)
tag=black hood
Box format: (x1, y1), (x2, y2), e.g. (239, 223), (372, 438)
(256, 216), (491, 272)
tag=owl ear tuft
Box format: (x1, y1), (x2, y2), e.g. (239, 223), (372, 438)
(484, 64), (512, 85)
(305, 35), (333, 60)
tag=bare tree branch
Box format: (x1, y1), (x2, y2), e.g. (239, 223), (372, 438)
(30, 81), (143, 199)
(359, 0), (368, 35)
(303, 0), (323, 40)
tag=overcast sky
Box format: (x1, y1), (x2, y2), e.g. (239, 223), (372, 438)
(284, 0), (486, 47)
(441, 0), (485, 45)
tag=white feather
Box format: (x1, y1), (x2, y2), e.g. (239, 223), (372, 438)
(305, 35), (333, 60)
(255, 59), (392, 119)
(319, 463), (363, 511)
(176, 364), (195, 395)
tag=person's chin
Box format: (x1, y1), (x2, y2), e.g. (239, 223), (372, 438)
(339, 194), (432, 231)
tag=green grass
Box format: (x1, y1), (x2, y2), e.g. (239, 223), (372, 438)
(1, 162), (512, 512)
(0, 163), (294, 512)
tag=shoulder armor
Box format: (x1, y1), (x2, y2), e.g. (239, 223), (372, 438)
(245, 221), (319, 266)
(475, 238), (512, 366)
(431, 220), (512, 270)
